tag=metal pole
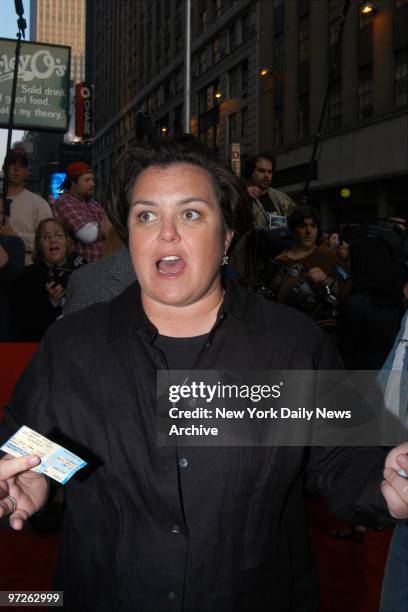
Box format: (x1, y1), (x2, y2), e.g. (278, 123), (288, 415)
(1, 1), (27, 216)
(184, 0), (191, 133)
(302, 0), (351, 204)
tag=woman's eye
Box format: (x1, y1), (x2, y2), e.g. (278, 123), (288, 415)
(138, 211), (156, 223)
(182, 210), (200, 221)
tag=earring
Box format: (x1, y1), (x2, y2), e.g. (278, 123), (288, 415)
(222, 253), (229, 266)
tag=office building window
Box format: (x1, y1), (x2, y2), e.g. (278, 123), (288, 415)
(241, 11), (250, 42)
(215, 0), (222, 19)
(228, 113), (238, 144)
(148, 93), (156, 113)
(274, 106), (283, 148)
(200, 48), (208, 73)
(241, 58), (249, 97)
(192, 55), (199, 79)
(241, 106), (248, 138)
(199, 81), (219, 113)
(274, 34), (284, 74)
(298, 16), (310, 62)
(174, 104), (183, 133)
(298, 94), (309, 139)
(329, 0), (342, 45)
(175, 69), (183, 93)
(157, 85), (165, 107)
(328, 81), (342, 129)
(394, 49), (408, 107)
(228, 66), (238, 98)
(201, 9), (208, 33)
(176, 23), (183, 53)
(358, 67), (373, 119)
(242, 7), (256, 42)
(198, 83), (220, 150)
(213, 37), (221, 63)
(229, 22), (237, 51)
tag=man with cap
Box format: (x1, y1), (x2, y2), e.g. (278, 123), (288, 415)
(2, 148), (52, 265)
(54, 162), (111, 262)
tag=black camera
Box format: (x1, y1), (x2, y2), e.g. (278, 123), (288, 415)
(49, 266), (70, 289)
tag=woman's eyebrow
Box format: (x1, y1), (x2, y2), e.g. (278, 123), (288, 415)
(131, 197), (212, 207)
(131, 199), (158, 207)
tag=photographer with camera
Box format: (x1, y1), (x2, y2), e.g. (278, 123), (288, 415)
(13, 218), (86, 340)
(269, 206), (349, 331)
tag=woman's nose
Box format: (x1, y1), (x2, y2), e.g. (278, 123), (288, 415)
(159, 217), (180, 242)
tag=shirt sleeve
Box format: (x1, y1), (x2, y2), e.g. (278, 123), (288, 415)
(75, 222), (99, 244)
(14, 197), (52, 255)
(56, 197), (96, 236)
(305, 330), (392, 527)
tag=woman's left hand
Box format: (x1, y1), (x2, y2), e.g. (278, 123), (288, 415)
(381, 443), (408, 519)
(46, 282), (65, 306)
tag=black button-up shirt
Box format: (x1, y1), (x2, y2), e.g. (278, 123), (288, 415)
(2, 283), (390, 611)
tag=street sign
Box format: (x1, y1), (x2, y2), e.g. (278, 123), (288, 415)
(0, 38), (70, 132)
(231, 142), (241, 176)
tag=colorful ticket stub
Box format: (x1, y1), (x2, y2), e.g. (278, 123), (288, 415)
(1, 426), (87, 484)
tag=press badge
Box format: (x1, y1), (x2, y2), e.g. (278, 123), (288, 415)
(1, 425), (87, 484)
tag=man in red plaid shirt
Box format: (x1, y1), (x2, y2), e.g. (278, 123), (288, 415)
(54, 162), (111, 261)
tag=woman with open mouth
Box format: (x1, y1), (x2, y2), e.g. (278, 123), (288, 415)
(12, 217), (86, 340)
(1, 140), (408, 612)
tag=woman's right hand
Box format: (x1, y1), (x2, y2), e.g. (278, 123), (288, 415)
(0, 454), (49, 530)
(46, 282), (65, 307)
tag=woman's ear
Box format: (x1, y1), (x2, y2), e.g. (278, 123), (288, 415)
(224, 228), (234, 252)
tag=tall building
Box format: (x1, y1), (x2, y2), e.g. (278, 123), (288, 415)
(25, 0), (88, 197)
(88, 0), (407, 223)
(30, 0), (86, 83)
(259, 0), (408, 226)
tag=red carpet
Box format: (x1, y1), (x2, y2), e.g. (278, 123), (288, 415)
(0, 344), (392, 610)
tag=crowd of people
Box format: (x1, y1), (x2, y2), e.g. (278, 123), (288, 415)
(0, 150), (111, 340)
(0, 138), (407, 611)
(3, 144), (405, 368)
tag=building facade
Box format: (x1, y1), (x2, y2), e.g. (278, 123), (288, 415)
(259, 0), (408, 226)
(30, 0), (86, 83)
(88, 0), (408, 224)
(27, 0), (89, 197)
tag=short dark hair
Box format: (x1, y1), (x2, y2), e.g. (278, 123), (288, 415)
(105, 139), (253, 244)
(244, 152), (276, 179)
(287, 205), (321, 234)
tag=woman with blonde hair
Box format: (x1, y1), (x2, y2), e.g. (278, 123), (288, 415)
(13, 217), (86, 340)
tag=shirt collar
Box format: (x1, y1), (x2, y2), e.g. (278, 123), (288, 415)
(108, 281), (267, 341)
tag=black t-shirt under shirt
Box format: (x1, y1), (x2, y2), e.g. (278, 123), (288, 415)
(259, 191), (275, 214)
(154, 333), (209, 369)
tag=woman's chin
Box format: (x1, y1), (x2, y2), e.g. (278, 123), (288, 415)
(45, 255), (66, 266)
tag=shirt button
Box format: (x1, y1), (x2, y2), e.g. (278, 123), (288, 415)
(171, 524), (181, 534)
(205, 341), (211, 349)
(188, 398), (197, 407)
(168, 591), (176, 600)
(178, 457), (188, 468)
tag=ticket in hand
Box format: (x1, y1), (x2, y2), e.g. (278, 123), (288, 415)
(1, 425), (87, 484)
